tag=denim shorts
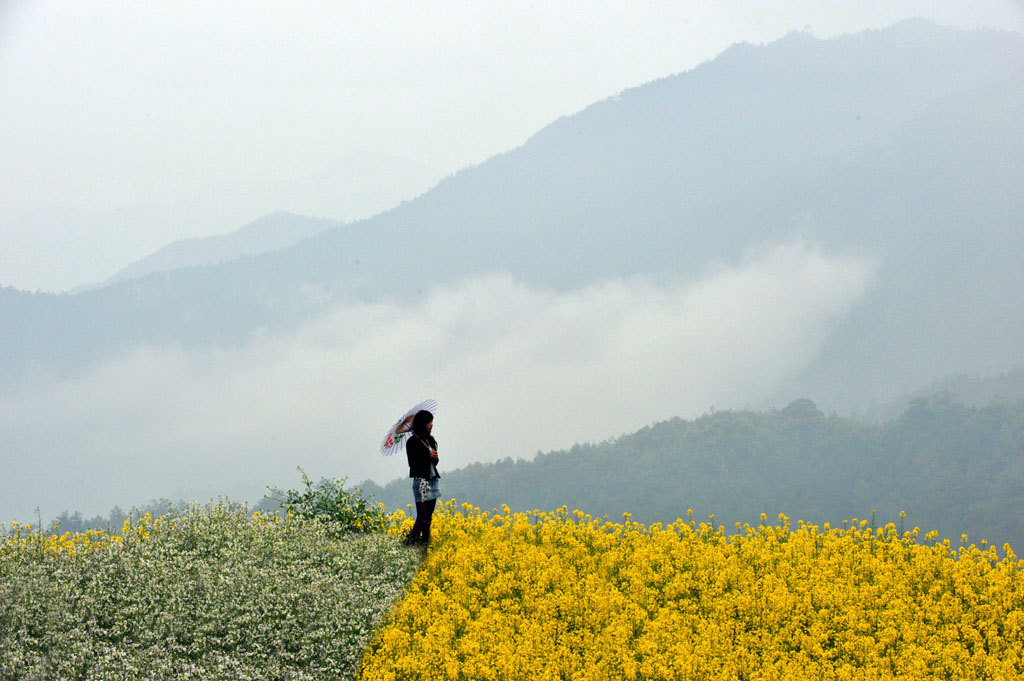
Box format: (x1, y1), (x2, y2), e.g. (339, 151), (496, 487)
(412, 477), (441, 503)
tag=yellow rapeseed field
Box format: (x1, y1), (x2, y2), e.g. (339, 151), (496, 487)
(360, 501), (1024, 681)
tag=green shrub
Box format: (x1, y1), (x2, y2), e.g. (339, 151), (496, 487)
(267, 468), (387, 535)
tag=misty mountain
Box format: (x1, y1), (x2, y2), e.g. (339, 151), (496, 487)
(845, 368), (1024, 423)
(361, 394), (1024, 552)
(3, 19), (1024, 406)
(101, 212), (341, 286)
(1, 150), (444, 293)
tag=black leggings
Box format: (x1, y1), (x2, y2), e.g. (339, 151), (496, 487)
(408, 499), (437, 544)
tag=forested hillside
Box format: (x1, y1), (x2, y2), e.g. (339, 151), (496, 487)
(362, 395), (1024, 550)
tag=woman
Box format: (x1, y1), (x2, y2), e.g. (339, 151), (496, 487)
(404, 409), (440, 546)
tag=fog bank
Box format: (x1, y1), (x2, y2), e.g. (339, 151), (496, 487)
(0, 242), (875, 522)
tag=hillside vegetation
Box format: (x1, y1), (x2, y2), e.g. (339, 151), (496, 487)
(363, 395), (1024, 551)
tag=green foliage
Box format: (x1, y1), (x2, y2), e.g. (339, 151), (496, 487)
(267, 468), (387, 536)
(0, 502), (420, 681)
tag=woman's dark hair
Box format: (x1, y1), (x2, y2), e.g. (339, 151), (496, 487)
(412, 410), (434, 438)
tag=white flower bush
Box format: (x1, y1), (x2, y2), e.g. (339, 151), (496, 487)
(0, 503), (420, 680)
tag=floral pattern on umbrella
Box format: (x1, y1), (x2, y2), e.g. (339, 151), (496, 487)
(380, 399), (437, 456)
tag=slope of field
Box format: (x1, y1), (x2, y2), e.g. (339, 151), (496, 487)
(5, 500), (1023, 680)
(366, 501), (1024, 680)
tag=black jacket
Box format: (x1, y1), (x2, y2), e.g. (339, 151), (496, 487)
(406, 435), (440, 479)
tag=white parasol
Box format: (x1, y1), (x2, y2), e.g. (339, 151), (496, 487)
(380, 399), (437, 456)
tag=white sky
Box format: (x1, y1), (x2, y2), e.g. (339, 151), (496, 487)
(2, 0), (1023, 291)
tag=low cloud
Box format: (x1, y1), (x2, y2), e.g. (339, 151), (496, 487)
(1, 242), (876, 522)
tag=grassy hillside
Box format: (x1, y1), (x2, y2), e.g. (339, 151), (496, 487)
(363, 395), (1024, 551)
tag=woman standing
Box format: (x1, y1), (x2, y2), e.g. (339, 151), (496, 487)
(404, 409), (440, 546)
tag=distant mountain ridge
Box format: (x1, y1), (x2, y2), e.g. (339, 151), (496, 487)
(2, 20), (1024, 406)
(102, 212), (341, 285)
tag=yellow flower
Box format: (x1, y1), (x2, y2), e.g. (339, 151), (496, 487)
(359, 500), (1024, 680)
